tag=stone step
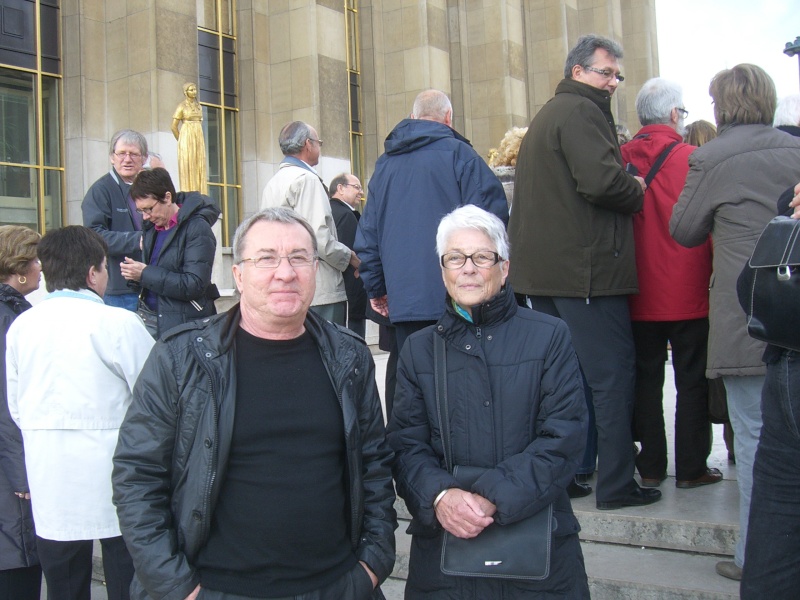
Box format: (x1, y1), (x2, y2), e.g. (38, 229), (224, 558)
(583, 541), (739, 600)
(571, 475), (738, 555)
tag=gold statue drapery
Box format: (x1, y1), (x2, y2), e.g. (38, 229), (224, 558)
(171, 83), (208, 194)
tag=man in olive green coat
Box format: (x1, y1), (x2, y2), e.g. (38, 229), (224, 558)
(508, 34), (654, 511)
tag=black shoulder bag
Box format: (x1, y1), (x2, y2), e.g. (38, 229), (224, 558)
(434, 332), (553, 581)
(737, 216), (800, 351)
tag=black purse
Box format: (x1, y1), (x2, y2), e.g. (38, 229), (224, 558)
(434, 332), (553, 581)
(737, 216), (800, 351)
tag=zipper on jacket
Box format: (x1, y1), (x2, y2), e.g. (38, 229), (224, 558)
(200, 368), (218, 542)
(319, 348), (362, 549)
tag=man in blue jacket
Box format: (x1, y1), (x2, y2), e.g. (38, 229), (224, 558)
(81, 129), (149, 311)
(354, 89), (508, 353)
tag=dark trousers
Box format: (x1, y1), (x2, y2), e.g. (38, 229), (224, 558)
(0, 565), (42, 600)
(576, 370), (598, 475)
(394, 321), (437, 357)
(632, 319), (711, 481)
(197, 561), (377, 599)
(36, 536), (134, 600)
(530, 295), (637, 503)
(741, 350), (800, 598)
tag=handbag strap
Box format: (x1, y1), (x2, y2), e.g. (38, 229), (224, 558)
(433, 331), (453, 473)
(644, 141), (679, 187)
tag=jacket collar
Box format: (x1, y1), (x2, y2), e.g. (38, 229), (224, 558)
(555, 78), (613, 111)
(441, 284), (517, 330)
(0, 283), (31, 314)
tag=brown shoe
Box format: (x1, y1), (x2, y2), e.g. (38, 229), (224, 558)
(640, 474), (667, 488)
(715, 560), (742, 581)
(676, 468), (723, 489)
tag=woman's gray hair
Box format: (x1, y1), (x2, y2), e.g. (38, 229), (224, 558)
(636, 78), (683, 126)
(774, 94), (800, 127)
(109, 129), (148, 157)
(564, 34), (623, 79)
(436, 205), (510, 261)
(278, 121), (313, 156)
(233, 207), (317, 264)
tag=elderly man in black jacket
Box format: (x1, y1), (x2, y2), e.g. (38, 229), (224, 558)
(113, 207), (396, 600)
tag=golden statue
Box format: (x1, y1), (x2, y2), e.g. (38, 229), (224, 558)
(171, 82), (208, 194)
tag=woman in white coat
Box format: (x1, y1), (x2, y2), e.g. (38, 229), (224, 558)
(6, 226), (154, 600)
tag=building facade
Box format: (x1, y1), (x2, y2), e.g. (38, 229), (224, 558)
(0, 0), (658, 247)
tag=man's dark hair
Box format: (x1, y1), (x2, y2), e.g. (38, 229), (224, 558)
(130, 167), (177, 202)
(564, 34), (623, 79)
(38, 226), (107, 293)
(329, 173), (350, 199)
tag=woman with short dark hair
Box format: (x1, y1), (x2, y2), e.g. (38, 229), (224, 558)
(120, 167), (220, 338)
(0, 225), (42, 599)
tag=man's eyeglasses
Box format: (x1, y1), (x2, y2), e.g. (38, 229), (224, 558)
(441, 251), (502, 270)
(135, 203), (158, 215)
(239, 254), (317, 269)
(344, 183), (363, 191)
(307, 138), (324, 146)
(114, 151), (143, 159)
(583, 66), (625, 82)
(676, 107), (689, 119)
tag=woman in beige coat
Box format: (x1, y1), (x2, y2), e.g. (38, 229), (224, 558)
(670, 63), (800, 582)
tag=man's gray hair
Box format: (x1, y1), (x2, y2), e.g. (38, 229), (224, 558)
(436, 205), (510, 261)
(636, 78), (684, 126)
(109, 129), (148, 157)
(232, 207), (318, 264)
(564, 34), (623, 79)
(774, 94), (800, 127)
(278, 121), (313, 156)
(412, 90), (452, 122)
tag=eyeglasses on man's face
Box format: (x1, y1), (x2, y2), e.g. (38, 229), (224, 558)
(307, 137), (324, 147)
(583, 66), (625, 82)
(114, 151), (143, 160)
(440, 251), (502, 270)
(239, 254), (318, 269)
(344, 183), (363, 192)
(676, 107), (689, 119)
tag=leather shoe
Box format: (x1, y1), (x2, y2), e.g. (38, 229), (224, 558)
(567, 479), (593, 498)
(676, 468), (723, 489)
(715, 560), (742, 581)
(640, 474), (667, 488)
(596, 486), (662, 510)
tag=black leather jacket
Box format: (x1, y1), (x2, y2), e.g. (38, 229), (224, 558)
(113, 307), (397, 600)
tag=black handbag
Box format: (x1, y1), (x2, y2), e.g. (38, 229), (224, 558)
(737, 216), (800, 351)
(433, 332), (553, 581)
(137, 299), (159, 339)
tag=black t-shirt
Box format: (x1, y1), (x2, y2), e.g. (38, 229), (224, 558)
(196, 327), (355, 596)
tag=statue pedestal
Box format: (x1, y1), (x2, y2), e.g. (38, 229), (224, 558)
(493, 166), (515, 210)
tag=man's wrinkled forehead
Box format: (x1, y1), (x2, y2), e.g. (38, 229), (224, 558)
(243, 221), (314, 255)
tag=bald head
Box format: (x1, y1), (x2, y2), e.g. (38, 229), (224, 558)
(411, 90), (453, 126)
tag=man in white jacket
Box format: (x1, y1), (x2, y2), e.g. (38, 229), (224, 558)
(260, 121), (359, 326)
(6, 226), (154, 600)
